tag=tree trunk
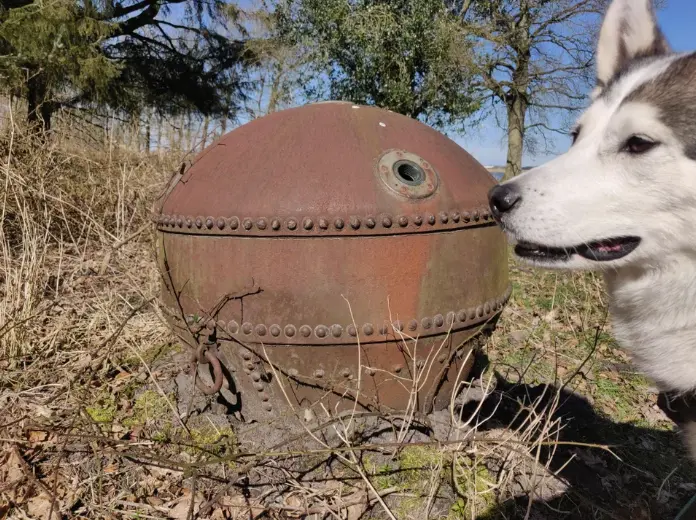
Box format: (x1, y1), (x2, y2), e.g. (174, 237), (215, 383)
(200, 115), (209, 152)
(503, 6), (531, 182)
(26, 70), (53, 133)
(144, 109), (151, 153)
(504, 91), (527, 181)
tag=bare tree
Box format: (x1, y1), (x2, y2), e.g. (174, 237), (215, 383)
(453, 0), (608, 179)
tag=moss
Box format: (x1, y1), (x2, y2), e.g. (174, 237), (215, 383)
(450, 457), (496, 518)
(184, 424), (237, 461)
(122, 390), (172, 428)
(86, 393), (116, 423)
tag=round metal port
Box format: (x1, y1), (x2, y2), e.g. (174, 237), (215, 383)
(394, 160), (426, 186)
(377, 150), (439, 199)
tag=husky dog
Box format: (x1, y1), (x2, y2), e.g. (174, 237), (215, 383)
(488, 0), (696, 457)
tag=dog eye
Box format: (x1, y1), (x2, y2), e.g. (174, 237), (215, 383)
(623, 136), (658, 154)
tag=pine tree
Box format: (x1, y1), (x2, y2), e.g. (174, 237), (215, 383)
(0, 0), (251, 131)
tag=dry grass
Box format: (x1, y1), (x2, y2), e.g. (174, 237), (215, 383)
(1, 113), (695, 520)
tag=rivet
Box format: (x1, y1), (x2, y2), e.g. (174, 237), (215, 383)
(300, 325), (312, 338)
(427, 214), (436, 225)
(243, 218), (253, 230)
(245, 362), (255, 371)
(288, 368), (299, 377)
(271, 219), (281, 230)
(264, 403), (273, 412)
(285, 325), (296, 338)
(253, 382), (264, 391)
(206, 217), (214, 229)
(227, 320), (239, 334)
(303, 218), (314, 230)
(335, 218), (345, 230)
(261, 393), (270, 402)
(331, 324), (343, 338)
(438, 354), (447, 364)
(185, 315), (194, 324)
(485, 303), (491, 314)
(159, 216), (167, 225)
(341, 369), (351, 378)
(347, 325), (357, 337)
(398, 216), (409, 227)
(176, 217), (183, 227)
(251, 371), (261, 382)
(314, 369), (325, 379)
(469, 309), (477, 320)
(393, 320), (403, 332)
(379, 324), (388, 335)
(462, 212), (471, 223)
(446, 312), (456, 325)
(473, 210), (480, 221)
(229, 217), (239, 230)
(434, 314), (444, 327)
(186, 217), (193, 228)
(457, 311), (467, 322)
(206, 320), (216, 331)
(242, 322), (253, 335)
(451, 212), (461, 223)
(256, 218), (268, 230)
(366, 217), (376, 229)
(421, 317), (432, 330)
(416, 360), (424, 369)
(255, 324), (267, 336)
(350, 216), (361, 230)
(319, 218), (329, 230)
(393, 365), (402, 374)
(382, 216), (392, 228)
(363, 324), (374, 336)
(216, 218), (225, 230)
(270, 325), (281, 337)
(367, 368), (376, 376)
(195, 217), (203, 229)
(287, 219), (298, 230)
(243, 351), (252, 361)
(413, 215), (423, 226)
(477, 306), (484, 317)
(315, 325), (328, 338)
(482, 209), (490, 220)
(408, 319), (418, 331)
(439, 212), (449, 224)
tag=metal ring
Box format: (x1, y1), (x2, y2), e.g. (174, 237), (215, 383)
(190, 348), (224, 395)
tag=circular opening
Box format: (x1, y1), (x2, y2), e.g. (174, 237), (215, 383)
(393, 160), (426, 186)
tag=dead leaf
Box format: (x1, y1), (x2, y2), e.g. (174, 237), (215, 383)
(25, 494), (59, 520)
(27, 430), (49, 443)
(169, 494), (202, 520)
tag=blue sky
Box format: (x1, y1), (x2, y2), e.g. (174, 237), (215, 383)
(461, 0), (695, 167)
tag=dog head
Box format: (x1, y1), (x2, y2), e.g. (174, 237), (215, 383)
(488, 0), (696, 270)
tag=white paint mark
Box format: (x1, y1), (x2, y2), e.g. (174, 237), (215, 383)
(379, 122), (386, 127)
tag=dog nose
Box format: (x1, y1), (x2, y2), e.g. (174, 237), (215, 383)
(488, 184), (521, 219)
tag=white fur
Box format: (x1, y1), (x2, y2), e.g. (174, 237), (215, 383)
(495, 0), (696, 397)
(596, 0), (663, 87)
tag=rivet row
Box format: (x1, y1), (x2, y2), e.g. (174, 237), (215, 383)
(193, 287), (512, 341)
(156, 208), (492, 233)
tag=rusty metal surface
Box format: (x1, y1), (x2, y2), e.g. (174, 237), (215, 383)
(155, 101), (510, 421)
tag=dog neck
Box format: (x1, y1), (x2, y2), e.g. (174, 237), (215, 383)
(604, 257), (696, 393)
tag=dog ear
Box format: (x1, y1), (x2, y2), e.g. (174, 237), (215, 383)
(594, 0), (670, 98)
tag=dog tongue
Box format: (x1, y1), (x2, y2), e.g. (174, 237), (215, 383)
(596, 243), (623, 253)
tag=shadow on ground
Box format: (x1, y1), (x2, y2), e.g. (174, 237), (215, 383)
(460, 355), (696, 520)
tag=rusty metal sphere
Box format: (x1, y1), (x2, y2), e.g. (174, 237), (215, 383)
(154, 102), (510, 421)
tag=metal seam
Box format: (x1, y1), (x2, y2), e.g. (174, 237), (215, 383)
(153, 207), (492, 236)
(172, 285), (512, 343)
